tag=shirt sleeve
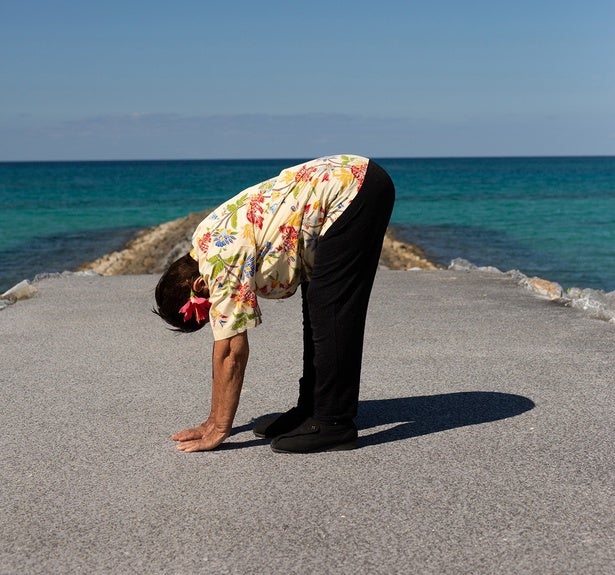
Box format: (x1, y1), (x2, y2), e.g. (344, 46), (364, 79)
(200, 246), (262, 341)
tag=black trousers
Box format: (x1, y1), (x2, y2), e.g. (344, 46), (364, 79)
(297, 160), (395, 422)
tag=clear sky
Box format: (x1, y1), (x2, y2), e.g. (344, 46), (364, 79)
(1, 0), (614, 160)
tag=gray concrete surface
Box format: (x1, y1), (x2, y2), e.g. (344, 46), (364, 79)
(1, 270), (613, 574)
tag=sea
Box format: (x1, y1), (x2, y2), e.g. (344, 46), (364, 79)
(1, 156), (614, 295)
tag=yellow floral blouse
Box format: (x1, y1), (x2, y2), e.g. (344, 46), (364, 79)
(191, 154), (369, 340)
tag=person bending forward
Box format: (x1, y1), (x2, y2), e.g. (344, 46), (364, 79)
(154, 154), (395, 453)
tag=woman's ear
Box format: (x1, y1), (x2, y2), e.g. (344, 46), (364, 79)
(192, 276), (207, 295)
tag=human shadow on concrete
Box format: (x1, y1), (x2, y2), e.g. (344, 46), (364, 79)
(356, 391), (535, 448)
(223, 391), (534, 451)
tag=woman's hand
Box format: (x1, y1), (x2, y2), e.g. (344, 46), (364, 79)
(172, 419), (229, 452)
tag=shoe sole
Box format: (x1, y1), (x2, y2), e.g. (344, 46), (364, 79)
(271, 439), (357, 454)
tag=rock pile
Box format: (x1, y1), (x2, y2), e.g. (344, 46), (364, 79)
(79, 213), (440, 276)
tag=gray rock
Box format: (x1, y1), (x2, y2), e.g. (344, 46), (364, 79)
(1, 279), (38, 302)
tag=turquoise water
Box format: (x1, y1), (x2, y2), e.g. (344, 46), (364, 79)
(1, 157), (614, 293)
(387, 156), (615, 291)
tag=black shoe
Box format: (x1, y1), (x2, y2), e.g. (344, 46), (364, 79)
(252, 407), (310, 439)
(270, 417), (358, 453)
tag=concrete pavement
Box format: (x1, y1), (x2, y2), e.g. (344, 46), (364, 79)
(1, 270), (613, 574)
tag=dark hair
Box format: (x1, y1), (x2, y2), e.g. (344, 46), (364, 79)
(153, 253), (206, 332)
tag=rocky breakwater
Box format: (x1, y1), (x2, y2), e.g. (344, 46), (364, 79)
(78, 210), (211, 276)
(2, 212), (613, 327)
(0, 214), (438, 311)
(78, 212), (440, 276)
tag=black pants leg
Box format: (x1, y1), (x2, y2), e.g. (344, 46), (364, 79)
(296, 281), (315, 414)
(300, 160), (395, 422)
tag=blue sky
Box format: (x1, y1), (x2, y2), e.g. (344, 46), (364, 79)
(1, 0), (614, 160)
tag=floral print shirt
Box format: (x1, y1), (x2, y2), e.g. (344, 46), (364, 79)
(192, 154), (369, 340)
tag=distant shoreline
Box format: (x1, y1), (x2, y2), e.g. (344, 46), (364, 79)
(78, 211), (441, 277)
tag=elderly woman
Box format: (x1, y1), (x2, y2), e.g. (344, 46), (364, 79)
(154, 154), (394, 453)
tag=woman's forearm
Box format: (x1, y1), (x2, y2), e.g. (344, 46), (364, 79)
(210, 331), (249, 435)
(172, 331), (249, 452)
